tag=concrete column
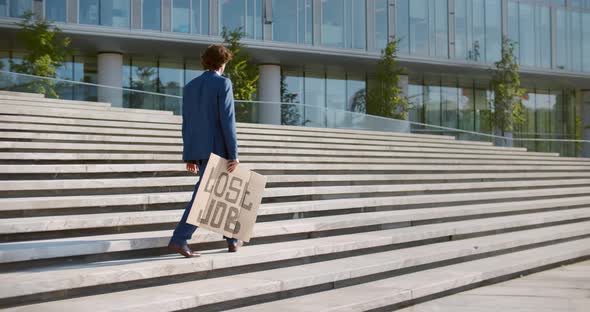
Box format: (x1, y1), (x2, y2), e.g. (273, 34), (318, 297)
(257, 64), (281, 125)
(582, 91), (590, 157)
(97, 52), (124, 107)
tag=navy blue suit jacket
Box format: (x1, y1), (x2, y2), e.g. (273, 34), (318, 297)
(182, 70), (238, 162)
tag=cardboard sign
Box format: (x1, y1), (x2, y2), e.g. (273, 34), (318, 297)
(186, 153), (267, 242)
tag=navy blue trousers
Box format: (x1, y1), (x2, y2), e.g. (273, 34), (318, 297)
(170, 159), (238, 246)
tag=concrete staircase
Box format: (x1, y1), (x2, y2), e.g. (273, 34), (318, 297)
(0, 91), (588, 311)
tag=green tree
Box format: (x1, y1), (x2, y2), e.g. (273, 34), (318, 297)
(366, 39), (409, 120)
(221, 27), (259, 122)
(11, 12), (72, 98)
(490, 36), (526, 136)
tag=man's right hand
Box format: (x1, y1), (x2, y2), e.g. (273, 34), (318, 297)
(227, 159), (239, 173)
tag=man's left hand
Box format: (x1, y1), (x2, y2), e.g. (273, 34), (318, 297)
(186, 163), (198, 174)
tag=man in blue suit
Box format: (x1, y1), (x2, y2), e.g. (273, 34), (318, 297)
(168, 44), (241, 258)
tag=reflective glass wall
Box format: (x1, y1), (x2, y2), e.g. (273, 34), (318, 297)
(0, 0), (31, 17)
(122, 56), (204, 112)
(172, 0), (208, 34)
(272, 0), (312, 45)
(556, 8), (590, 72)
(142, 0), (161, 31)
(220, 0), (262, 40)
(45, 0), (66, 22)
(281, 68), (366, 127)
(79, 0), (130, 28)
(454, 0), (502, 63)
(321, 0), (366, 49)
(508, 1), (551, 68)
(396, 0), (448, 58)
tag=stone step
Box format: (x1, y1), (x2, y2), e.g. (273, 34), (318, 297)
(0, 122), (520, 153)
(0, 98), (110, 109)
(0, 94), (109, 106)
(2, 183), (589, 214)
(0, 214), (586, 304)
(0, 133), (572, 162)
(0, 91), (44, 98)
(0, 202), (587, 264)
(0, 128), (557, 157)
(2, 163), (589, 176)
(3, 151), (587, 167)
(1, 215), (585, 305)
(0, 99), (173, 116)
(1, 194), (588, 235)
(0, 115), (180, 131)
(0, 176), (197, 192)
(0, 101), (455, 141)
(0, 104), (181, 124)
(225, 238), (590, 312)
(5, 226), (589, 311)
(394, 261), (590, 312)
(235, 121), (458, 141)
(0, 173), (590, 193)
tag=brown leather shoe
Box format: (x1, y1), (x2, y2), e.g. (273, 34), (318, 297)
(168, 242), (200, 258)
(228, 240), (243, 253)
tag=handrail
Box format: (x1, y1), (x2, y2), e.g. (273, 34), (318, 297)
(1, 69), (588, 145)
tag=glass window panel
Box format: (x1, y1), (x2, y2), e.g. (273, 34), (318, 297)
(220, 0), (244, 33)
(349, 0), (366, 49)
(303, 72), (326, 127)
(373, 0), (388, 51)
(474, 89), (492, 133)
(472, 0), (485, 62)
(409, 0), (428, 56)
(0, 51), (9, 71)
(321, 0), (344, 48)
(346, 75), (366, 113)
(10, 0), (31, 17)
(73, 56), (98, 101)
(100, 0), (130, 27)
(220, 0), (261, 39)
(433, 0), (448, 58)
(484, 0), (501, 62)
(556, 9), (567, 70)
(425, 84), (441, 126)
(507, 1), (519, 62)
(326, 72), (346, 128)
(458, 87), (474, 131)
(143, 0), (161, 30)
(454, 0), (468, 59)
(272, 0), (298, 43)
(159, 60), (183, 96)
(408, 84), (424, 123)
(583, 12), (590, 72)
(0, 0), (6, 17)
(536, 6), (551, 68)
(172, 0), (189, 33)
(281, 70), (305, 126)
(245, 0), (262, 40)
(191, 0), (209, 35)
(518, 3), (535, 67)
(300, 0), (313, 44)
(326, 73), (346, 111)
(45, 0), (67, 22)
(396, 0), (409, 54)
(571, 11), (583, 72)
(184, 59), (204, 83)
(79, 0), (99, 25)
(441, 86), (458, 128)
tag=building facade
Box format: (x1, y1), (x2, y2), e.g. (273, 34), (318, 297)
(1, 0), (589, 155)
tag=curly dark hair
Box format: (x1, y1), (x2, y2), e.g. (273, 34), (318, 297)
(201, 44), (233, 70)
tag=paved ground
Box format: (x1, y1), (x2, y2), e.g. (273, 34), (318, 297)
(398, 259), (590, 312)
